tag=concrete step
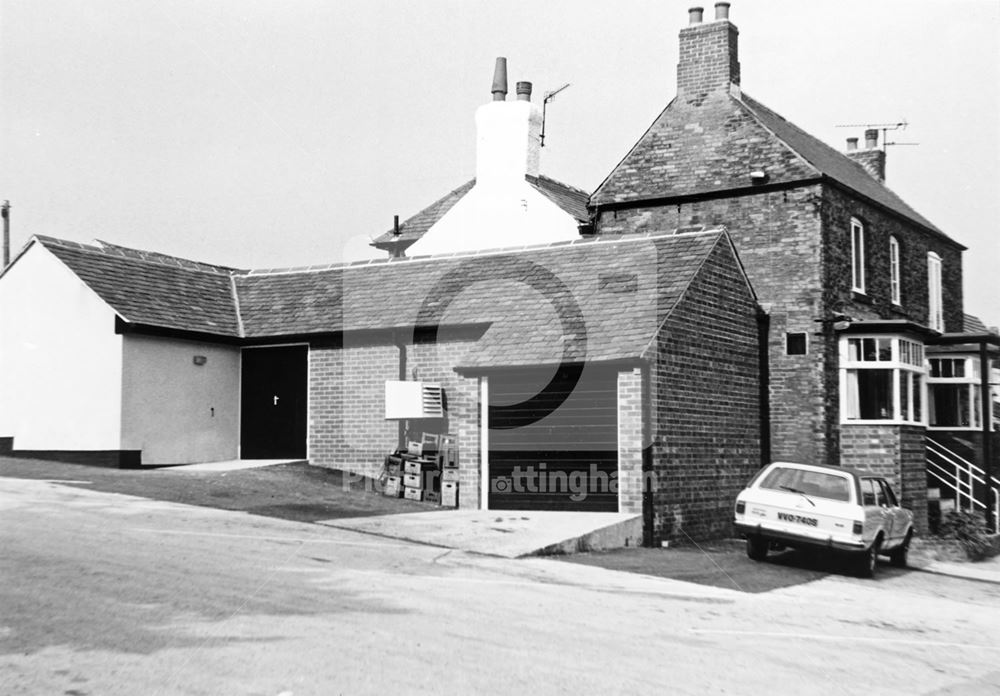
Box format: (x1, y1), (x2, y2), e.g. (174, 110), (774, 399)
(316, 510), (643, 558)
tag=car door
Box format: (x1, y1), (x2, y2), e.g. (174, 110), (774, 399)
(871, 478), (895, 543)
(860, 478), (890, 545)
(877, 479), (907, 545)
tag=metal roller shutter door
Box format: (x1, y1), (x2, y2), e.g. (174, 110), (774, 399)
(488, 366), (618, 511)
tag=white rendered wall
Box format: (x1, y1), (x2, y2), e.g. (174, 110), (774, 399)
(121, 334), (240, 465)
(0, 243), (124, 450)
(406, 182), (581, 256)
(406, 97), (580, 257)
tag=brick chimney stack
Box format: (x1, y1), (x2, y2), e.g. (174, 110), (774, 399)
(677, 3), (741, 101)
(846, 128), (887, 183)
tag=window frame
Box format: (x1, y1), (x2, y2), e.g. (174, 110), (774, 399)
(785, 332), (808, 356)
(927, 355), (983, 431)
(840, 335), (927, 425)
(927, 252), (943, 332)
(889, 236), (901, 306)
(851, 218), (866, 294)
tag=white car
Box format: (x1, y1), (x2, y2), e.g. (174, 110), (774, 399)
(733, 461), (915, 577)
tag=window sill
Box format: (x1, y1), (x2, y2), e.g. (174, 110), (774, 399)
(927, 426), (984, 432)
(842, 419), (925, 427)
(851, 291), (873, 305)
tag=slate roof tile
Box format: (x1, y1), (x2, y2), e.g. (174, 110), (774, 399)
(591, 92), (958, 246)
(371, 174), (590, 252)
(30, 229), (730, 369)
(239, 230), (725, 367)
(37, 237), (241, 337)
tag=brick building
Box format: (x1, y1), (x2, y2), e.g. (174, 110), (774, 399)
(584, 3), (997, 532)
(2, 3), (996, 542)
(0, 228), (760, 542)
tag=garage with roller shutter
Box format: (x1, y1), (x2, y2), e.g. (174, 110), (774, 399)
(486, 365), (619, 512)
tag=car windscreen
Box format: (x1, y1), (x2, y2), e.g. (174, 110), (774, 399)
(759, 467), (852, 502)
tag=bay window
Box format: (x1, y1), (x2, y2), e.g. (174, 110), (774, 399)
(841, 336), (925, 424)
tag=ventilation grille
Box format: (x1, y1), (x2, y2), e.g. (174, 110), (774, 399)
(385, 381), (444, 419)
(421, 384), (444, 418)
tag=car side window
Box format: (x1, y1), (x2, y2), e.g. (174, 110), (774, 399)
(877, 480), (898, 507)
(861, 479), (878, 506)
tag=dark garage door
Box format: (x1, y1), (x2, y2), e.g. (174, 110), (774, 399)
(488, 365), (618, 511)
(241, 346), (308, 459)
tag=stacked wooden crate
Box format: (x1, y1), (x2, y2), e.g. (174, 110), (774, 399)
(382, 434), (458, 506)
(399, 439), (438, 502)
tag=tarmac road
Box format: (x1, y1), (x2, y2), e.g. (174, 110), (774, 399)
(2, 476), (999, 695)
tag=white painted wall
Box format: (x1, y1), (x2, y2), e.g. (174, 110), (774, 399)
(406, 97), (581, 257)
(0, 243), (123, 450)
(407, 183), (581, 256)
(121, 334), (240, 465)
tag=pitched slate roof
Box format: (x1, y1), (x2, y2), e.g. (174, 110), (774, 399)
(739, 95), (948, 238)
(591, 91), (958, 245)
(34, 236), (243, 337)
(371, 174), (590, 253)
(26, 229), (735, 369)
(963, 313), (993, 335)
(237, 230), (727, 367)
(372, 180), (476, 251)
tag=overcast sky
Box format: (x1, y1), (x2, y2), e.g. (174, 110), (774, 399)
(2, 0), (998, 323)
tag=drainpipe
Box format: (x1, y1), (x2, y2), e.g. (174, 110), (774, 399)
(2, 200), (10, 269)
(980, 341), (993, 525)
(757, 308), (772, 466)
(641, 364), (655, 546)
(395, 329), (407, 450)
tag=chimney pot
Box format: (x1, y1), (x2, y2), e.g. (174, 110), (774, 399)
(516, 81), (532, 101)
(491, 57), (508, 101)
(688, 7), (704, 24)
(846, 137), (858, 151)
(715, 2), (730, 20)
(865, 128), (879, 149)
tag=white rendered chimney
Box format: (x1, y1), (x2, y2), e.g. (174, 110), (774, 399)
(475, 57), (542, 186)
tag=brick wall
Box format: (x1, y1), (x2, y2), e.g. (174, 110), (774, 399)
(617, 367), (644, 515)
(409, 335), (481, 508)
(308, 339), (397, 479)
(597, 182), (966, 480)
(651, 236), (761, 541)
(821, 185), (964, 334)
(597, 186), (828, 466)
(308, 333), (481, 506)
(677, 20), (740, 98)
(840, 424), (928, 533)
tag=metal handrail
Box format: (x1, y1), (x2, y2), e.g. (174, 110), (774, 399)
(926, 436), (999, 524)
(927, 459), (979, 510)
(926, 438), (986, 476)
(926, 437), (1000, 489)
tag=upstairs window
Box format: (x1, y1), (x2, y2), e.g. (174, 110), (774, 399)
(841, 336), (925, 424)
(851, 218), (865, 293)
(889, 236), (901, 305)
(928, 252), (943, 332)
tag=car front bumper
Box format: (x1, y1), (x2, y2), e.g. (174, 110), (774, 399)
(734, 521), (867, 553)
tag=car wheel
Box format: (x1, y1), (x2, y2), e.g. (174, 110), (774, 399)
(746, 535), (768, 562)
(857, 536), (881, 578)
(889, 530), (912, 568)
